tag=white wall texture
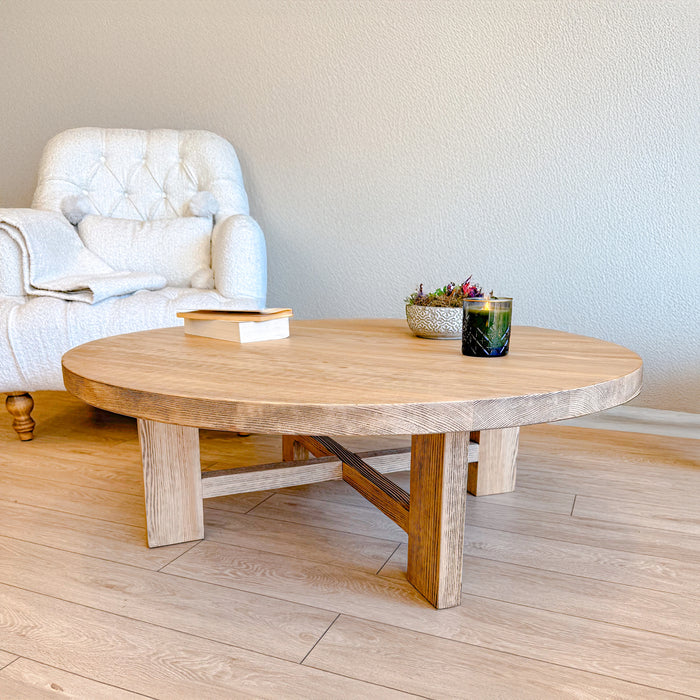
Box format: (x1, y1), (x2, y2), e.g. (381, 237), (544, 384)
(1, 0), (698, 411)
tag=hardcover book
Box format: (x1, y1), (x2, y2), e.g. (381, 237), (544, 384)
(176, 308), (293, 343)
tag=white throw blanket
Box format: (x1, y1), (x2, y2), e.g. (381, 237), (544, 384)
(0, 208), (166, 303)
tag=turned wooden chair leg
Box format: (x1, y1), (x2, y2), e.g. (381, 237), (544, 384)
(6, 392), (35, 441)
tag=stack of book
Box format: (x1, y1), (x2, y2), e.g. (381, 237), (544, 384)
(177, 308), (293, 343)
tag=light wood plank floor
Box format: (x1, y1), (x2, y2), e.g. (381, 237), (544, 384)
(0, 391), (698, 698)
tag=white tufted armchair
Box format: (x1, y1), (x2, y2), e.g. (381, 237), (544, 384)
(1, 127), (267, 439)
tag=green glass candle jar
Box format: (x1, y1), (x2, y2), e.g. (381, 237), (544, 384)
(462, 297), (512, 357)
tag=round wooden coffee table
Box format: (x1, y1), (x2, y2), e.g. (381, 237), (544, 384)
(62, 319), (642, 608)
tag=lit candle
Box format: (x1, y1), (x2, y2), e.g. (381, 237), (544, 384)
(462, 295), (512, 357)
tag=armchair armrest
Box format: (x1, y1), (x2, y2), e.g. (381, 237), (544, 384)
(212, 214), (267, 307)
(0, 225), (25, 296)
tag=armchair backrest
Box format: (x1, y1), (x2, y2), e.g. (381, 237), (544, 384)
(31, 128), (250, 223)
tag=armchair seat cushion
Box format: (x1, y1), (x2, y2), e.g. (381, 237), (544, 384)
(0, 287), (252, 393)
(78, 215), (212, 286)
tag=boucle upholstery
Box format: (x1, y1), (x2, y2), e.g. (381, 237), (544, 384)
(77, 215), (212, 287)
(32, 128), (249, 223)
(0, 127), (268, 394)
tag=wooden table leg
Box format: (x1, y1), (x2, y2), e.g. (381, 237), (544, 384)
(407, 432), (470, 609)
(282, 435), (310, 461)
(468, 427), (520, 496)
(137, 419), (203, 548)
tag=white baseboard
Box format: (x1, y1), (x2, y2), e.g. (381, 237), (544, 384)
(558, 406), (700, 440)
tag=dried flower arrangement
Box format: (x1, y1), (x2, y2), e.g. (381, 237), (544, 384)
(406, 277), (483, 308)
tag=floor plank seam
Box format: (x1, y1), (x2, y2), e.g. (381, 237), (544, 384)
(0, 580), (336, 670)
(0, 471), (142, 499)
(207, 507), (700, 593)
(339, 613), (699, 698)
(0, 537), (348, 635)
(301, 664), (431, 700)
(157, 568), (343, 618)
(212, 485), (700, 559)
(0, 461), (142, 489)
(299, 612), (340, 665)
(449, 552), (700, 603)
(241, 491), (275, 514)
(570, 510), (700, 538)
(17, 524), (688, 653)
(155, 540), (201, 573)
(0, 533), (168, 573)
(171, 534), (404, 580)
(509, 476), (682, 505)
(376, 542), (403, 576)
(568, 487), (700, 509)
(202, 511), (700, 601)
(300, 614), (432, 699)
(0, 655), (18, 672)
(233, 506), (406, 543)
(462, 521), (700, 568)
(378, 567), (700, 642)
(455, 551), (700, 600)
(160, 548), (700, 653)
(269, 487), (382, 511)
(452, 589), (700, 643)
(0, 496), (144, 530)
(208, 508), (406, 549)
(0, 656), (156, 698)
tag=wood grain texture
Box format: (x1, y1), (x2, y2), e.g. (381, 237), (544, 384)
(282, 435), (310, 461)
(201, 449), (412, 499)
(516, 425), (700, 510)
(250, 489), (700, 597)
(465, 485), (576, 515)
(1, 393), (698, 696)
(164, 541), (700, 696)
(0, 584), (408, 699)
(5, 392), (35, 440)
(202, 456), (338, 497)
(407, 432), (470, 608)
(0, 535), (336, 663)
(0, 498), (192, 570)
(341, 463), (409, 531)
(220, 473), (700, 597)
(138, 419), (203, 547)
(250, 492), (408, 543)
(0, 469), (147, 527)
(468, 427), (519, 495)
(62, 320), (643, 435)
(0, 658), (143, 699)
(204, 508), (400, 575)
(293, 434), (334, 457)
(572, 493), (700, 535)
(277, 470), (573, 515)
(464, 500), (700, 580)
(379, 548), (700, 642)
(0, 442), (144, 495)
(518, 460), (700, 514)
(310, 436), (410, 530)
(0, 651), (17, 670)
(304, 615), (683, 700)
(459, 520), (700, 596)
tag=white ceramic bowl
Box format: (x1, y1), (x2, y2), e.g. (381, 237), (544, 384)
(405, 304), (462, 339)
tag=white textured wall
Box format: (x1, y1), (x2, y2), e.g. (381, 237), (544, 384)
(1, 0), (698, 411)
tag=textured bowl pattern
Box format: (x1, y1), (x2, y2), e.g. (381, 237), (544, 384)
(405, 305), (462, 339)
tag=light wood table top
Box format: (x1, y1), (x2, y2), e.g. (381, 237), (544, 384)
(62, 319), (642, 436)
